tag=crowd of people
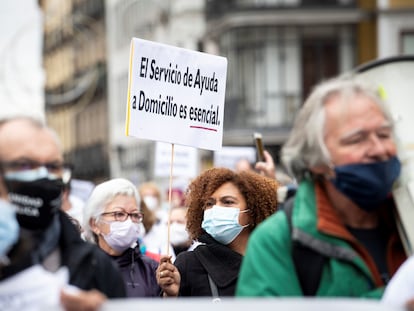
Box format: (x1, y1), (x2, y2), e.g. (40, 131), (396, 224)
(1, 75), (414, 310)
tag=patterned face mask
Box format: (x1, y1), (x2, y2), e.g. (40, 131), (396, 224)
(4, 167), (64, 230)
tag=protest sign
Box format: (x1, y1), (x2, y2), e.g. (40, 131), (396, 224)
(102, 298), (395, 311)
(214, 146), (256, 170)
(154, 142), (198, 178)
(0, 265), (69, 310)
(125, 38), (227, 151)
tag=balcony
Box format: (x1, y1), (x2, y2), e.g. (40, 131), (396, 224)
(206, 0), (357, 20)
(65, 143), (109, 181)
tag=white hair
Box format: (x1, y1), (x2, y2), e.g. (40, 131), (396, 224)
(281, 76), (394, 181)
(82, 178), (140, 243)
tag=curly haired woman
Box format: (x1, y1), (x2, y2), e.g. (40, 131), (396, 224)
(156, 167), (278, 298)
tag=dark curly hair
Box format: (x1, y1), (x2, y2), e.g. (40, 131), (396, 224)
(185, 167), (278, 241)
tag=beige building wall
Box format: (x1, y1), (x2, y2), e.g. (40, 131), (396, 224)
(42, 0), (109, 181)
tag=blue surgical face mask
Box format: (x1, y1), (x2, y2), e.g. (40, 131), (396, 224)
(201, 205), (250, 245)
(0, 199), (19, 259)
(330, 156), (401, 212)
(4, 166), (60, 182)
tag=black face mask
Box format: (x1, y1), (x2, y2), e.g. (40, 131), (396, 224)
(4, 178), (64, 230)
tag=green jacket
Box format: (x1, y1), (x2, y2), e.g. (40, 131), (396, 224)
(236, 179), (405, 298)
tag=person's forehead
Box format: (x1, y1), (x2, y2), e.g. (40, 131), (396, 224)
(106, 194), (138, 210)
(0, 120), (62, 161)
(211, 182), (241, 197)
(324, 94), (387, 135)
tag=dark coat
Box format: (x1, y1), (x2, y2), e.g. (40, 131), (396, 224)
(59, 211), (126, 298)
(112, 246), (161, 297)
(174, 233), (242, 297)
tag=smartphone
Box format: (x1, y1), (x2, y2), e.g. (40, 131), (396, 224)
(254, 132), (265, 162)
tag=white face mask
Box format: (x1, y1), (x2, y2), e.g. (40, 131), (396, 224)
(169, 222), (189, 246)
(143, 196), (159, 211)
(102, 218), (141, 253)
(137, 222), (146, 240)
(201, 205), (249, 245)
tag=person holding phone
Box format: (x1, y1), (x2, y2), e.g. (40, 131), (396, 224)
(237, 76), (406, 298)
(252, 132), (280, 179)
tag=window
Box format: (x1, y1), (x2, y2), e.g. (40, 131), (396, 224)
(219, 25), (354, 131)
(221, 26), (301, 129)
(401, 31), (414, 54)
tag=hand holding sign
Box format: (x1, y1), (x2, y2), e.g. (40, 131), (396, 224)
(126, 38), (228, 256)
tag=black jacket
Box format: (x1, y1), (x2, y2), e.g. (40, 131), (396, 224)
(112, 246), (161, 297)
(59, 211), (126, 298)
(174, 233), (242, 297)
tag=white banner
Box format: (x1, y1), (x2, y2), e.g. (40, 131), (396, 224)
(125, 38), (227, 151)
(214, 146), (256, 170)
(154, 142), (198, 178)
(101, 298), (396, 311)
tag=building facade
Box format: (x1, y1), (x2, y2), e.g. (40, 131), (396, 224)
(105, 0), (206, 184)
(41, 0), (414, 182)
(204, 0), (374, 160)
(377, 0), (414, 56)
(41, 0), (109, 182)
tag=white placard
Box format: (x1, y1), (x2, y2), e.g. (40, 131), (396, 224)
(154, 142), (198, 178)
(125, 38), (227, 151)
(0, 265), (69, 310)
(102, 297), (398, 311)
(214, 146), (256, 170)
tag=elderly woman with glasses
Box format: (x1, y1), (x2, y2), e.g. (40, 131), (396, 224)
(83, 178), (161, 297)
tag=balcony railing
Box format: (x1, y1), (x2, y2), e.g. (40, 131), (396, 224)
(224, 91), (301, 130)
(206, 0), (357, 20)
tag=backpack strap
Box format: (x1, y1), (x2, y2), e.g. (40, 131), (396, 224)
(283, 197), (327, 296)
(208, 274), (221, 302)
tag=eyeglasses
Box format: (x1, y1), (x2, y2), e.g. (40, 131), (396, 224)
(101, 211), (144, 223)
(0, 160), (73, 183)
(0, 160), (72, 174)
